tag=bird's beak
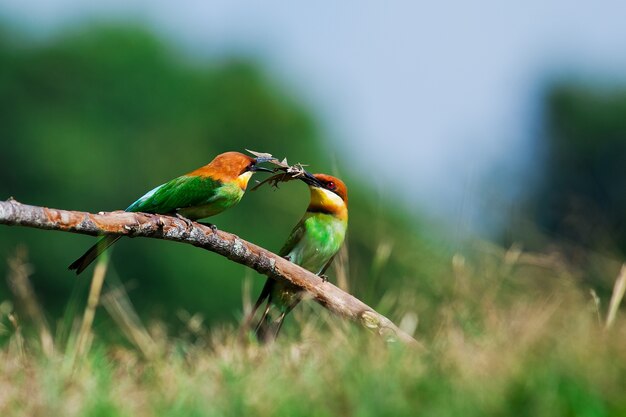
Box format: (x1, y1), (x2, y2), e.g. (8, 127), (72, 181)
(254, 156), (275, 164)
(300, 171), (324, 187)
(250, 165), (274, 173)
(250, 160), (274, 173)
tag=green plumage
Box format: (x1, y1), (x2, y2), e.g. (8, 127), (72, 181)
(254, 211), (347, 341)
(69, 174), (245, 274)
(126, 175), (244, 219)
(278, 213), (346, 273)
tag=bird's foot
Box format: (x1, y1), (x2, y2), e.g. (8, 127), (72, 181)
(319, 274), (329, 283)
(198, 221), (218, 233)
(153, 214), (165, 228)
(283, 255), (292, 262)
(175, 214), (195, 233)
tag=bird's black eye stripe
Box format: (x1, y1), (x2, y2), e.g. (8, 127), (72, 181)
(242, 163), (255, 174)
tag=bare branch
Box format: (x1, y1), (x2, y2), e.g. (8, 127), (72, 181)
(0, 199), (421, 347)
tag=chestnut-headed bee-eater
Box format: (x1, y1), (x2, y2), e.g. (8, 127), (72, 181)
(69, 151), (273, 274)
(251, 172), (348, 343)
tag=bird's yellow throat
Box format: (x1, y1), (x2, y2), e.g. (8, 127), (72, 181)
(236, 171), (254, 190)
(308, 187), (347, 219)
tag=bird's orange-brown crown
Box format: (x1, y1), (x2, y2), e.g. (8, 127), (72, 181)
(307, 174), (348, 219)
(312, 174), (348, 204)
(187, 152), (255, 182)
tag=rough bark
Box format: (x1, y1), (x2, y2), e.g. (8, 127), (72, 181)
(0, 198), (420, 346)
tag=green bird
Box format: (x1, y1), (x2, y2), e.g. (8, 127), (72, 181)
(69, 151), (272, 274)
(251, 172), (348, 343)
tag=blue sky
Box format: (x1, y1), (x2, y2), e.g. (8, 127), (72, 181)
(3, 1), (626, 235)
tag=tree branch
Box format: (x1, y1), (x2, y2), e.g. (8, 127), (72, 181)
(0, 198), (420, 347)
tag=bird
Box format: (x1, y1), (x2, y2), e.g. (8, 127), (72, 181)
(68, 151), (273, 275)
(250, 171), (348, 343)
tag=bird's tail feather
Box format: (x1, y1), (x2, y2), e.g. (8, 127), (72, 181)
(244, 279), (300, 343)
(68, 235), (121, 275)
(243, 279), (286, 344)
(240, 279), (270, 337)
(254, 302), (287, 344)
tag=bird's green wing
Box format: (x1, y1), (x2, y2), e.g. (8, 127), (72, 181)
(278, 219), (306, 257)
(319, 253), (337, 276)
(126, 175), (221, 214)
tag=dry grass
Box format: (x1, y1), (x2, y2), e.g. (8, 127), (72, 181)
(1, 244), (625, 416)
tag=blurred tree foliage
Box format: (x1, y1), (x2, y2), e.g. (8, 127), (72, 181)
(524, 84), (626, 257)
(0, 25), (447, 332)
(507, 82), (626, 296)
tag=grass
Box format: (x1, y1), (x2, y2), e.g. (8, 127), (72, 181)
(1, 244), (625, 417)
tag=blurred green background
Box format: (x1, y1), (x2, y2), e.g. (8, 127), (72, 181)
(1, 6), (626, 416)
(0, 21), (625, 336)
(0, 24), (446, 334)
